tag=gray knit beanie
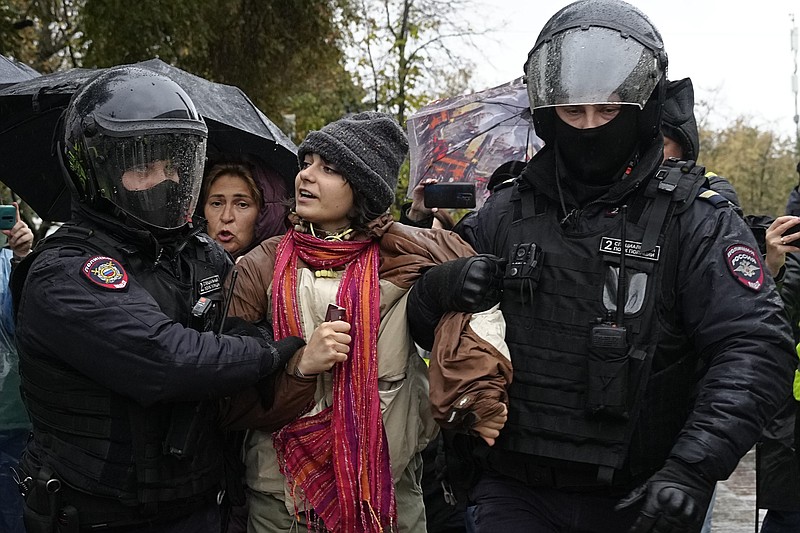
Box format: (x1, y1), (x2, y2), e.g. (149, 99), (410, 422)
(297, 111), (408, 216)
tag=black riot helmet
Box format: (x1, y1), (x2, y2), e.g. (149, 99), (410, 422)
(63, 65), (208, 230)
(524, 0), (668, 147)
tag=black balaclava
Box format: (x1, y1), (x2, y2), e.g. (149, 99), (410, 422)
(554, 105), (639, 186)
(120, 179), (184, 230)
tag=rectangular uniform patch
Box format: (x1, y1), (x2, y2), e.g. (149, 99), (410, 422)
(198, 275), (222, 296)
(599, 237), (661, 262)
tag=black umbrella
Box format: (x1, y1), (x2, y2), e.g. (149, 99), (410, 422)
(0, 68), (95, 220)
(0, 55), (39, 87)
(0, 59), (297, 221)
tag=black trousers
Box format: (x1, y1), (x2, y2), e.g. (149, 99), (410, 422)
(469, 474), (640, 533)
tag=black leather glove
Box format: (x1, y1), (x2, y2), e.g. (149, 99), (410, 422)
(408, 254), (506, 350)
(455, 254), (506, 312)
(616, 458), (715, 533)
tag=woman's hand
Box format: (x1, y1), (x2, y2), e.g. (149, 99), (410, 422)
(406, 178), (439, 222)
(295, 319), (352, 376)
(473, 403), (508, 447)
(766, 216), (800, 277)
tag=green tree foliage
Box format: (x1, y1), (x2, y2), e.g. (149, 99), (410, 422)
(347, 0), (478, 211)
(0, 1), (25, 55)
(701, 118), (799, 217)
(81, 0), (364, 143)
(0, 0), (84, 72)
(350, 0), (475, 124)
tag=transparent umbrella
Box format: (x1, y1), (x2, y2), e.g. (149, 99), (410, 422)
(407, 77), (543, 208)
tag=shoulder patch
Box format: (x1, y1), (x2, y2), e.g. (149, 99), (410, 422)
(724, 244), (764, 291)
(82, 256), (129, 291)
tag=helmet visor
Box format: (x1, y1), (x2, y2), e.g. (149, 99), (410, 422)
(85, 132), (207, 229)
(526, 26), (662, 110)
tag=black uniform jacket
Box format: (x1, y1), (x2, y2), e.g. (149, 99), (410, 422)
(14, 211), (274, 407)
(457, 142), (797, 483)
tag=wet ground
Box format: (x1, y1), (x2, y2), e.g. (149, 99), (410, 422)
(712, 449), (766, 532)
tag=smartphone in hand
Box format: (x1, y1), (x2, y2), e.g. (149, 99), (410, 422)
(0, 205), (16, 230)
(325, 304), (347, 322)
(783, 221), (800, 237)
(423, 182), (476, 209)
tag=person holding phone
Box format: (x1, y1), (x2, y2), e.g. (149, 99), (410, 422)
(0, 202), (32, 533)
(225, 111), (510, 533)
(0, 202), (33, 258)
(402, 162), (526, 234)
(753, 214), (800, 533)
(400, 177), (449, 228)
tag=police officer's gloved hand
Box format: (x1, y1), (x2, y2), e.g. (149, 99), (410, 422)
(408, 254), (506, 350)
(616, 458), (715, 533)
(222, 317), (304, 376)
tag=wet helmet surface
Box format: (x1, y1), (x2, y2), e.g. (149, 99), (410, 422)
(64, 65), (208, 230)
(524, 0), (668, 145)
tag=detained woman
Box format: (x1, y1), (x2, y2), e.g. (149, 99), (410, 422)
(226, 112), (511, 532)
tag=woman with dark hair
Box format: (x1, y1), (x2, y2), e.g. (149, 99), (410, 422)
(226, 112), (510, 532)
(202, 156), (289, 258)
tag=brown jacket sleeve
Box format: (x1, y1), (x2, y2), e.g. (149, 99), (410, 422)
(219, 371), (317, 432)
(429, 310), (512, 430)
(379, 222), (512, 429)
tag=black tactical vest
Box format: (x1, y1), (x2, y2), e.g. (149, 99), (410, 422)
(493, 160), (716, 483)
(13, 219), (230, 519)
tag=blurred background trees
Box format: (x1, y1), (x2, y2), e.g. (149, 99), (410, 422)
(697, 91), (799, 217)
(0, 0), (479, 140)
(1, 0), (798, 223)
(701, 119), (798, 216)
(0, 0), (485, 223)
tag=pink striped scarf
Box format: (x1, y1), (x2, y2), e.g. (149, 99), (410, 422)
(272, 229), (396, 531)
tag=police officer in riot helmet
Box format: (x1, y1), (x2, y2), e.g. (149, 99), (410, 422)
(408, 1), (796, 532)
(63, 66), (208, 232)
(11, 65), (304, 532)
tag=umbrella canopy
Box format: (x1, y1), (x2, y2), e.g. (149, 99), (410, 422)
(0, 59), (297, 221)
(0, 55), (39, 87)
(0, 68), (95, 220)
(407, 78), (543, 208)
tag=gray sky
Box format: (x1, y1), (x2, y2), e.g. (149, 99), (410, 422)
(464, 0), (799, 139)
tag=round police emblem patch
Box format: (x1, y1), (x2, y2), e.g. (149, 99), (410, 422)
(82, 256), (129, 291)
(724, 244), (763, 291)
